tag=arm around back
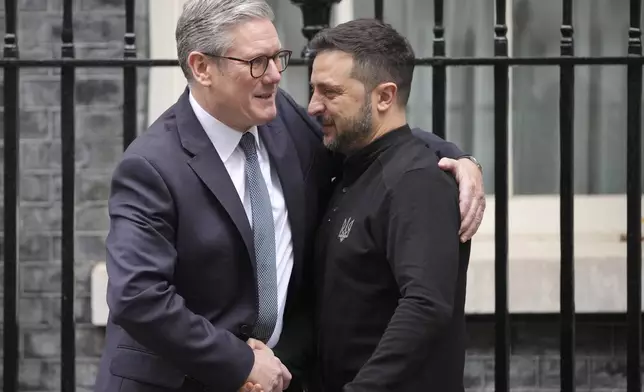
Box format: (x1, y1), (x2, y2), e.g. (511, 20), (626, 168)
(277, 88), (323, 142)
(105, 152), (254, 390)
(411, 127), (467, 159)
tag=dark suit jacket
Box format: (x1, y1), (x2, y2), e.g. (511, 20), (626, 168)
(94, 87), (466, 392)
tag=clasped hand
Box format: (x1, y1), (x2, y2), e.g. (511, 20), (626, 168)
(239, 338), (292, 392)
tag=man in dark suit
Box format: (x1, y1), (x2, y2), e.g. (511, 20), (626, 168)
(94, 1), (485, 391)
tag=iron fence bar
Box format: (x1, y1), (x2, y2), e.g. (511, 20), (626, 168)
(2, 0), (19, 389)
(410, 56), (644, 65)
(3, 56), (644, 67)
(123, 0), (137, 150)
(432, 0), (446, 140)
(60, 0), (76, 390)
(558, 0), (575, 390)
(493, 0), (510, 390)
(291, 0), (338, 102)
(374, 0), (383, 21)
(626, 0), (643, 390)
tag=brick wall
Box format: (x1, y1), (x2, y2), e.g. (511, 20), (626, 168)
(0, 1), (633, 392)
(465, 319), (632, 391)
(0, 0), (149, 390)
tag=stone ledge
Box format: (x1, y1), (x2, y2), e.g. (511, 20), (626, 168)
(91, 262), (109, 326)
(467, 233), (641, 314)
(89, 233), (643, 326)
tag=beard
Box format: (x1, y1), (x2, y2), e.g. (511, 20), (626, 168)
(324, 99), (373, 155)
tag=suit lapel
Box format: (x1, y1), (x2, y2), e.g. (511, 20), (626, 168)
(175, 88), (256, 271)
(174, 87), (306, 284)
(187, 150), (256, 262)
(259, 120), (306, 281)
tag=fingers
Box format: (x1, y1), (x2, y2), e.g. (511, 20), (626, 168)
(437, 157), (458, 173)
(240, 382), (264, 392)
(275, 372), (284, 392)
(272, 357), (290, 391)
(247, 338), (274, 359)
(459, 197), (477, 241)
(444, 156), (485, 241)
(458, 182), (473, 225)
(439, 158), (468, 222)
(278, 359), (292, 390)
(458, 176), (476, 235)
(247, 338), (268, 351)
(461, 195), (485, 242)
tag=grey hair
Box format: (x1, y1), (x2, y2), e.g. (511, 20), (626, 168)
(175, 0), (275, 80)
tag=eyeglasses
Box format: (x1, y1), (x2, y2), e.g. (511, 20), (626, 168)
(204, 49), (292, 79)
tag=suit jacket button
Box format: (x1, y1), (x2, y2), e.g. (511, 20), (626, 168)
(239, 324), (252, 339)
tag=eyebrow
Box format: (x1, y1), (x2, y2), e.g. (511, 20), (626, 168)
(245, 47), (285, 59)
(311, 81), (344, 93)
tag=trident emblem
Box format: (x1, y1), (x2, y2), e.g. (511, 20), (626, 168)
(338, 217), (355, 242)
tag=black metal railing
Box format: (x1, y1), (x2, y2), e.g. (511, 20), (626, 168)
(60, 1), (76, 390)
(626, 1), (643, 390)
(3, 0), (19, 391)
(492, 1), (510, 389)
(559, 1), (576, 390)
(2, 0), (642, 391)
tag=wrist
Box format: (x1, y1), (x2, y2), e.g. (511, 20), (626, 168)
(459, 155), (483, 173)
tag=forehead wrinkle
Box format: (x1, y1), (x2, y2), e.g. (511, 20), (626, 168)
(227, 20), (280, 58)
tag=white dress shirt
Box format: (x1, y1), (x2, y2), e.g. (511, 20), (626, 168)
(189, 92), (294, 348)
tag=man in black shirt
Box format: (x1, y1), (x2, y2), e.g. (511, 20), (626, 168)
(307, 18), (471, 391)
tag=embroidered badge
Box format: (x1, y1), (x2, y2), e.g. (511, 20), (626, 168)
(338, 217), (355, 242)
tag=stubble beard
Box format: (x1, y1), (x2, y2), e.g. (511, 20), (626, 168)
(324, 99), (373, 156)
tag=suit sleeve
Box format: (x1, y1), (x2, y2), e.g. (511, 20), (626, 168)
(105, 153), (254, 391)
(277, 88), (323, 141)
(411, 127), (468, 159)
(344, 168), (461, 392)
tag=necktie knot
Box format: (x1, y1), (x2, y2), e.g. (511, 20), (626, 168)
(239, 132), (257, 158)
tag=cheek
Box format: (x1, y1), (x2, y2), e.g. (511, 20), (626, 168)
(214, 77), (241, 101)
(221, 71), (253, 95)
(332, 99), (360, 118)
(326, 104), (344, 121)
(330, 109), (352, 128)
(222, 81), (257, 112)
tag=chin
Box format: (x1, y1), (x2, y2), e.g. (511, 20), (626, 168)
(323, 136), (337, 151)
(253, 107), (277, 124)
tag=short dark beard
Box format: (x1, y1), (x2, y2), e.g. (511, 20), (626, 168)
(325, 98), (373, 155)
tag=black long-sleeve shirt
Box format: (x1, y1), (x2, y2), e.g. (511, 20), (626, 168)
(313, 124), (471, 392)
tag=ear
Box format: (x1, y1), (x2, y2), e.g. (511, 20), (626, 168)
(187, 51), (214, 87)
(374, 82), (398, 112)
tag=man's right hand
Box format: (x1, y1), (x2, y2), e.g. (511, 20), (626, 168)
(246, 341), (285, 392)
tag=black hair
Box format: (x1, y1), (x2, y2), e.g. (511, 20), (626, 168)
(309, 18), (415, 106)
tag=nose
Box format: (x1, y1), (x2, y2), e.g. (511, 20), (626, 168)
(308, 93), (324, 116)
(262, 58), (282, 84)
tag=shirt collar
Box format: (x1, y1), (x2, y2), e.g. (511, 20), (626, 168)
(188, 90), (260, 162)
(342, 124), (412, 186)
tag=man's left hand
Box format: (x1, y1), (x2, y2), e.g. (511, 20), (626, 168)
(438, 157), (486, 242)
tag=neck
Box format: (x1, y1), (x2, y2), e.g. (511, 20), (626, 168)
(365, 111), (407, 146)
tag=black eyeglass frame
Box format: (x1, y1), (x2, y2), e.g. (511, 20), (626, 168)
(203, 49), (293, 78)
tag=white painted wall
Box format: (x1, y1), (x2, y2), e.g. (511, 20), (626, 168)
(147, 0), (189, 125)
(332, 0), (353, 25)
